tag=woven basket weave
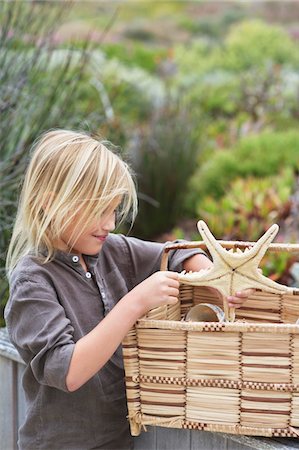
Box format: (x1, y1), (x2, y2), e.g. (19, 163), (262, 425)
(123, 238), (299, 438)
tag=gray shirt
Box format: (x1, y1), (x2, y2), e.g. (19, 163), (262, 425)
(5, 233), (204, 450)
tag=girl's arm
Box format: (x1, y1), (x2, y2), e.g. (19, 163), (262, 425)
(66, 270), (179, 392)
(67, 253), (252, 392)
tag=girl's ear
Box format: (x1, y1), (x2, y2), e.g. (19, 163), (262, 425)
(42, 192), (55, 213)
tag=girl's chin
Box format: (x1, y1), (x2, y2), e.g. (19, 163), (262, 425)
(82, 242), (105, 255)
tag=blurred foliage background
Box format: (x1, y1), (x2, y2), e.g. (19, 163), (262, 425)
(1, 0), (299, 325)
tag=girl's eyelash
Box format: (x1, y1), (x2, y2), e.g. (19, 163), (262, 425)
(100, 207), (119, 217)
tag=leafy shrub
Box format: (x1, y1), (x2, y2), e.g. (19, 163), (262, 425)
(183, 169), (295, 283)
(224, 20), (299, 72)
(103, 42), (167, 73)
(197, 168), (294, 240)
(180, 6), (246, 39)
(174, 20), (299, 84)
(188, 130), (299, 204)
(96, 58), (165, 124)
(123, 27), (156, 43)
(128, 101), (202, 239)
(172, 20), (299, 144)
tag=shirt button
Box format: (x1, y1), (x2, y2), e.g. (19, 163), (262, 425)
(86, 272), (92, 279)
(72, 256), (79, 263)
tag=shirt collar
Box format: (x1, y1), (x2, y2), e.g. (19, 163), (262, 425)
(54, 250), (100, 269)
(38, 248), (100, 270)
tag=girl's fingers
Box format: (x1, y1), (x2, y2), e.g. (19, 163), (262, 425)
(168, 287), (179, 297)
(228, 300), (244, 308)
(167, 296), (179, 305)
(227, 295), (247, 308)
(167, 278), (180, 289)
(232, 304), (243, 309)
(228, 295), (245, 302)
(164, 271), (179, 280)
(227, 288), (256, 308)
(162, 271), (180, 288)
(234, 288), (255, 298)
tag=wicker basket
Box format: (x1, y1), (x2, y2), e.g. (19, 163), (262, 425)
(123, 234), (299, 438)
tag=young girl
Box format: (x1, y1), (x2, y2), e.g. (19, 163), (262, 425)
(5, 130), (249, 450)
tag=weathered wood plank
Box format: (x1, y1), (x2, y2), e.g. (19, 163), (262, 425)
(156, 427), (191, 450)
(191, 430), (228, 450)
(133, 425), (156, 450)
(0, 355), (16, 450)
(134, 428), (299, 450)
(0, 328), (23, 364)
(17, 363), (26, 432)
(227, 435), (299, 450)
(272, 439), (299, 449)
(226, 435), (256, 450)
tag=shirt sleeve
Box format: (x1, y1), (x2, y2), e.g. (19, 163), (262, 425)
(116, 234), (208, 286)
(5, 273), (75, 392)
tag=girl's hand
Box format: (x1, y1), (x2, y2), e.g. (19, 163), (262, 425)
(207, 287), (255, 309)
(183, 255), (257, 310)
(227, 288), (255, 308)
(130, 271), (180, 315)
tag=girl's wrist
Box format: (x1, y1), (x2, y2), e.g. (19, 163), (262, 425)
(121, 290), (146, 321)
(183, 253), (213, 271)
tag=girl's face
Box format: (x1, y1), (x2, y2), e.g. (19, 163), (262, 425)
(55, 208), (116, 257)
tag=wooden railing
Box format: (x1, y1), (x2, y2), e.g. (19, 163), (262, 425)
(1, 328), (298, 450)
(0, 328), (25, 450)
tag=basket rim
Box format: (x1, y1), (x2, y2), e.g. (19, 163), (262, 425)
(136, 319), (299, 333)
(163, 240), (299, 253)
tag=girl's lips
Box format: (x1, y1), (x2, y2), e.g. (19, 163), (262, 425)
(93, 235), (107, 242)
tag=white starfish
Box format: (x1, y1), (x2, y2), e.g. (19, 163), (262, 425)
(178, 220), (292, 321)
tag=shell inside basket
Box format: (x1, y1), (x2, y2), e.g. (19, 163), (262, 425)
(185, 303), (225, 322)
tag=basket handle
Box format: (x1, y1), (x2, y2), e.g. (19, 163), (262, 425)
(161, 240), (299, 270)
(160, 240), (299, 322)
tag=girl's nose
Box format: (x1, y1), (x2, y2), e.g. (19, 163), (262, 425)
(102, 211), (116, 232)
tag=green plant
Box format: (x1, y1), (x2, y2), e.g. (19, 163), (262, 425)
(197, 169), (294, 239)
(128, 101), (202, 239)
(180, 5), (246, 40)
(95, 57), (165, 125)
(195, 170), (295, 282)
(172, 19), (299, 148)
(188, 129), (299, 205)
(174, 19), (299, 85)
(102, 42), (167, 73)
(224, 19), (299, 72)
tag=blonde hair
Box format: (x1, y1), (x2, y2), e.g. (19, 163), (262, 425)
(6, 129), (137, 274)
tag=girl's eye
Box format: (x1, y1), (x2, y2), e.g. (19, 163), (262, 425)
(100, 208), (118, 220)
(104, 208), (116, 215)
(100, 201), (121, 220)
